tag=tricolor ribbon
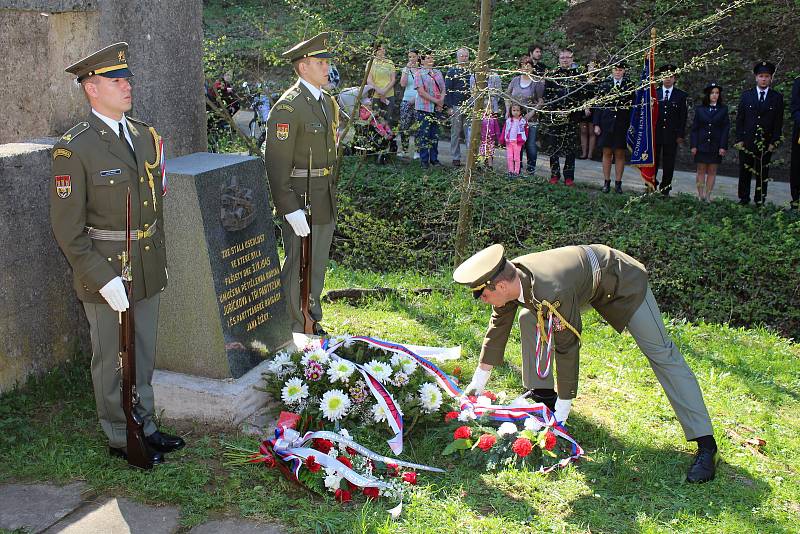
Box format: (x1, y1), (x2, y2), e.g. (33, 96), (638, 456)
(264, 427), (443, 487)
(322, 335), (584, 472)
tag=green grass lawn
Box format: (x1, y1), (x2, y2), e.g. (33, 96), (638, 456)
(1, 264), (798, 533)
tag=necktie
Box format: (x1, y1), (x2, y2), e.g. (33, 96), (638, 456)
(759, 91), (765, 103)
(318, 95), (327, 121)
(664, 90), (670, 101)
(118, 122), (136, 161)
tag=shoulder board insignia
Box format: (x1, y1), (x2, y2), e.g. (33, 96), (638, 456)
(127, 116), (151, 127)
(61, 122), (89, 143)
(283, 87), (301, 102)
(53, 148), (72, 160)
(274, 103), (294, 113)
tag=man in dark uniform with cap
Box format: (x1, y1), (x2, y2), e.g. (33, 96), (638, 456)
(790, 75), (800, 211)
(51, 43), (185, 464)
(454, 244), (719, 483)
(543, 48), (581, 186)
(735, 61), (784, 206)
(264, 33), (339, 335)
(654, 64), (688, 196)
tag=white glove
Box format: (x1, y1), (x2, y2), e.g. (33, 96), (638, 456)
(554, 397), (573, 424)
(99, 276), (129, 312)
(285, 209), (310, 237)
(464, 367), (491, 396)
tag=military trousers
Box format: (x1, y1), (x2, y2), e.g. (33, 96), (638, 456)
(738, 148), (772, 204)
(280, 219), (335, 332)
(83, 293), (160, 448)
(790, 125), (800, 205)
(655, 141), (678, 192)
(519, 285), (714, 441)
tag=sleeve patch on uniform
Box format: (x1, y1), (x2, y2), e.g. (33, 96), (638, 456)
(274, 103), (294, 113)
(53, 148), (72, 159)
(276, 123), (289, 140)
(55, 175), (72, 198)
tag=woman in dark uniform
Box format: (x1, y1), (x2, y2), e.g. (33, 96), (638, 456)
(592, 61), (635, 193)
(690, 83), (729, 202)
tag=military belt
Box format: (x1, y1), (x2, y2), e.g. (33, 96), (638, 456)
(290, 166), (333, 178)
(579, 245), (602, 295)
(85, 221), (157, 241)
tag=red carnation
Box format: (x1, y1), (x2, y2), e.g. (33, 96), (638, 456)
(467, 395), (478, 403)
(337, 455), (353, 468)
(313, 438), (334, 454)
(512, 437), (533, 458)
(334, 488), (352, 503)
(477, 434), (497, 452)
(544, 431), (557, 451)
(386, 462), (400, 477)
(346, 446), (358, 456)
(444, 411), (459, 422)
(305, 455), (322, 473)
(453, 426), (472, 440)
(363, 486), (380, 500)
(483, 390), (498, 402)
(402, 471), (418, 485)
(453, 366), (462, 377)
(262, 452), (276, 468)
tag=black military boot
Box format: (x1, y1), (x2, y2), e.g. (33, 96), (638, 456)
(527, 388), (558, 411)
(686, 436), (719, 483)
(602, 180), (611, 193)
(614, 181), (623, 194)
(145, 431), (186, 453)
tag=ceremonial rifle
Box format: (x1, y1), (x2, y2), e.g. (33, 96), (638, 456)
(299, 148), (317, 334)
(119, 189), (153, 469)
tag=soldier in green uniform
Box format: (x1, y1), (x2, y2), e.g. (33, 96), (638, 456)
(265, 33), (339, 335)
(454, 244), (719, 483)
(51, 43), (184, 464)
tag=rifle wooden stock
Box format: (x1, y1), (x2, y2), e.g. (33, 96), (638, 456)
(119, 190), (153, 470)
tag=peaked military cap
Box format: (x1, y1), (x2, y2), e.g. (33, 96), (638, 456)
(703, 82), (723, 93)
(66, 42), (133, 82)
(612, 60), (627, 69)
(282, 32), (334, 62)
(753, 61), (775, 75)
(657, 64), (678, 76)
(453, 244), (509, 299)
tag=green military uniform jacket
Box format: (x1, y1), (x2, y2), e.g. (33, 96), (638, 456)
(480, 244), (648, 398)
(50, 113), (168, 303)
(264, 80), (339, 224)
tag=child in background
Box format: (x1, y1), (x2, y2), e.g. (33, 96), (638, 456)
(479, 104), (502, 166)
(504, 103), (528, 175)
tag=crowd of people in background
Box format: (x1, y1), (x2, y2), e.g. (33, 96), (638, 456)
(211, 42), (799, 211)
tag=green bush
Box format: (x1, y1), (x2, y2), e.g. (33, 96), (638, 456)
(333, 159), (800, 338)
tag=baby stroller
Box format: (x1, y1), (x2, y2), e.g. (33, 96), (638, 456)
(337, 86), (397, 164)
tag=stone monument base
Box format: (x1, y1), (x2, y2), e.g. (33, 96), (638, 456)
(152, 359), (279, 433)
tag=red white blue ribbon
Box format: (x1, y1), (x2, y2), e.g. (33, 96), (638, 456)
(159, 137), (167, 196)
(534, 311), (555, 379)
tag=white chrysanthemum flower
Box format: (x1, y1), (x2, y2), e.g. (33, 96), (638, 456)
(458, 407), (476, 421)
(324, 472), (343, 491)
(392, 372), (410, 387)
(524, 416), (544, 432)
(391, 353), (418, 375)
(365, 360), (392, 383)
(320, 389), (351, 421)
(280, 377), (308, 405)
(497, 422), (518, 437)
(418, 383), (443, 413)
(476, 395), (492, 407)
(327, 359), (355, 383)
(268, 351), (295, 376)
(371, 403), (388, 423)
(301, 347), (330, 366)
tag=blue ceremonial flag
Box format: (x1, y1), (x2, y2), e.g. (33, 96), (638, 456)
(626, 45), (659, 188)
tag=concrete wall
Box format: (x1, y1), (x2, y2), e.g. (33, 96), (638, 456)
(0, 142), (90, 394)
(0, 0), (206, 157)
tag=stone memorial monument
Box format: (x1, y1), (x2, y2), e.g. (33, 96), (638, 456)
(153, 152), (292, 426)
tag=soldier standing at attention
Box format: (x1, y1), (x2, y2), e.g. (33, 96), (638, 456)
(654, 64), (689, 196)
(51, 43), (184, 464)
(735, 61), (784, 206)
(455, 244), (719, 483)
(265, 33), (338, 335)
